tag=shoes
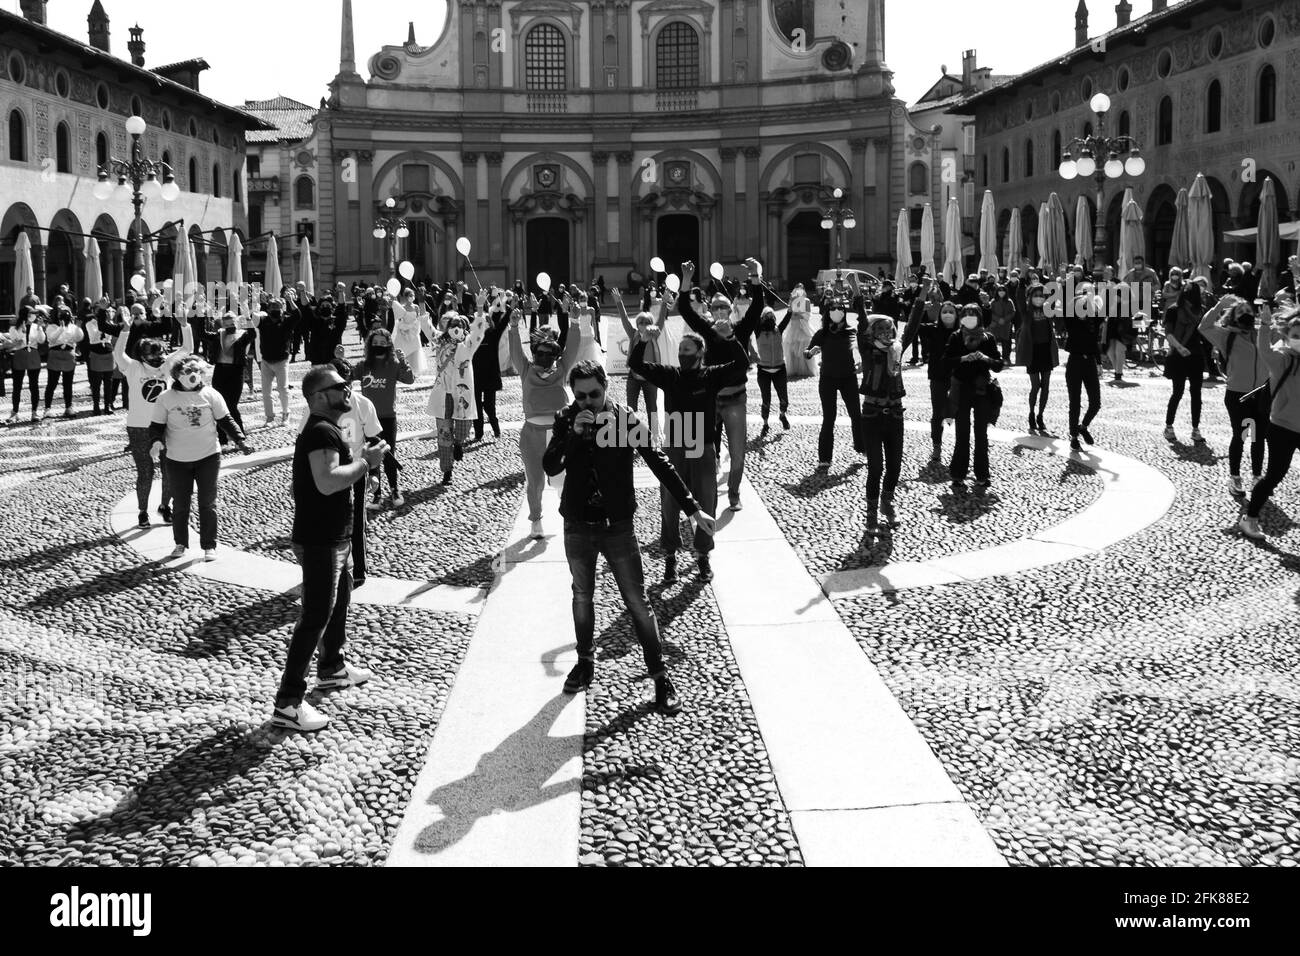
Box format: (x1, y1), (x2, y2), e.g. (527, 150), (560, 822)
(353, 574), (366, 589)
(880, 499), (896, 527)
(158, 504), (173, 525)
(1229, 475), (1245, 497)
(316, 663), (373, 691)
(779, 413), (790, 430)
(973, 479), (991, 493)
(654, 675), (683, 716)
(491, 423), (501, 440)
(392, 493), (406, 508)
(1238, 516), (1264, 540)
(137, 511), (150, 529)
(366, 495), (382, 511)
(441, 471), (453, 486)
(865, 504), (879, 534)
(729, 493), (742, 511)
(1028, 413), (1037, 433)
(816, 462), (831, 474)
(1070, 437), (1082, 452)
(1163, 426), (1176, 441)
(563, 659), (594, 695)
(950, 480), (966, 494)
(530, 519), (544, 539)
(62, 409), (74, 419)
(203, 548), (217, 563)
(662, 551), (678, 584)
(1191, 428), (1205, 444)
(1079, 427), (1095, 445)
(697, 554), (713, 583)
(453, 442), (464, 462)
(1035, 413), (1046, 432)
(760, 422), (770, 438)
(168, 544), (187, 560)
(473, 425), (484, 441)
(271, 700), (329, 733)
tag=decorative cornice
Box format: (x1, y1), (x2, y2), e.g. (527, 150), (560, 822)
(356, 149), (374, 163)
(485, 151), (504, 166)
(719, 146), (738, 161)
(742, 145), (761, 160)
(615, 150), (634, 164)
(591, 150), (610, 164)
(462, 151), (480, 165)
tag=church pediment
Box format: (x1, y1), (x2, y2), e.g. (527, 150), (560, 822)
(509, 0), (586, 31)
(639, 0), (715, 30)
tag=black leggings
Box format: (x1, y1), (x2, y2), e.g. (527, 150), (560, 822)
(44, 369), (74, 411)
(818, 376), (864, 464)
(88, 369), (113, 410)
(928, 378), (946, 446)
(862, 409), (904, 503)
(11, 369), (39, 414)
(1065, 358), (1100, 438)
(757, 366), (789, 420)
(1226, 388), (1270, 478)
(1166, 372), (1202, 428)
(474, 386), (498, 433)
(212, 363), (245, 440)
(379, 415), (399, 491)
(1247, 423), (1300, 518)
(1028, 370), (1052, 415)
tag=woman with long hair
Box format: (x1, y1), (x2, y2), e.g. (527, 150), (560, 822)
(426, 293), (489, 486)
(858, 314), (906, 533)
(1163, 281), (1207, 443)
(902, 288), (959, 461)
(1239, 302), (1300, 539)
(1200, 295), (1271, 498)
(1016, 282), (1059, 434)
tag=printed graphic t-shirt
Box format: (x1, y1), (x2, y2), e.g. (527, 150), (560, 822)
(150, 387), (230, 462)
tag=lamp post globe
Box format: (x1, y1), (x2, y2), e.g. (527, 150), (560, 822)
(1089, 92), (1111, 115)
(124, 115), (147, 137)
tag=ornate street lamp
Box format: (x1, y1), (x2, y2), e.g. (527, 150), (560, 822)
(93, 115), (179, 278)
(372, 196), (410, 278)
(1057, 92), (1146, 272)
(819, 186), (858, 289)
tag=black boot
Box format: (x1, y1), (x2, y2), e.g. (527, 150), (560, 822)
(441, 470), (453, 486)
(453, 442), (464, 461)
(880, 499), (896, 528)
(1028, 412), (1037, 433)
(697, 553), (713, 582)
(654, 674), (682, 716)
(866, 500), (879, 534)
(761, 420), (770, 437)
(473, 422), (484, 441)
(780, 413), (790, 430)
(491, 421), (501, 440)
(663, 551), (678, 584)
(563, 658), (594, 694)
(1036, 412), (1047, 432)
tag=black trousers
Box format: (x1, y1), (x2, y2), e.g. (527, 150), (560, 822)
(211, 363), (244, 440)
(950, 398), (991, 483)
(379, 416), (399, 491)
(757, 366), (789, 419)
(474, 386), (499, 435)
(11, 369), (39, 414)
(43, 368), (74, 411)
(1065, 358), (1101, 438)
(1247, 423), (1300, 519)
(928, 378), (947, 446)
(88, 369), (113, 410)
(818, 376), (864, 464)
(861, 408), (904, 503)
(1225, 388), (1271, 478)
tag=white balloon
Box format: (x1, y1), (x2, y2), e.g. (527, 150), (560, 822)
(650, 257), (665, 274)
(130, 274), (145, 293)
(665, 274), (681, 294)
(398, 261), (415, 280)
(456, 237), (472, 257)
(386, 277), (402, 297)
(536, 272), (552, 293)
(710, 262), (725, 281)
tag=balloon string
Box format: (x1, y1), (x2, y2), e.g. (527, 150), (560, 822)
(462, 254), (483, 293)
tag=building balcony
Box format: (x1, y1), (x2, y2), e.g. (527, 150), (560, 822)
(525, 92), (569, 114)
(247, 175), (279, 195)
(654, 89), (698, 112)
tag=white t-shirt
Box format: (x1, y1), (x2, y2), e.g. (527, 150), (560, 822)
(150, 386), (230, 462)
(295, 393), (382, 459)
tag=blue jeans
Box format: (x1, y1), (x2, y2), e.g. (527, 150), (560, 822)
(276, 540), (352, 708)
(165, 453), (219, 549)
(714, 389), (748, 497)
(563, 518), (665, 677)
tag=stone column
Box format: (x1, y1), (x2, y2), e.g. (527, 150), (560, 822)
(461, 151), (480, 257)
(486, 152), (504, 266)
(743, 146), (761, 257)
(592, 151), (609, 262)
(332, 147), (354, 277)
(357, 149), (376, 277)
(616, 150), (634, 262)
(719, 147), (738, 259)
(850, 138), (870, 261)
(872, 137), (891, 260)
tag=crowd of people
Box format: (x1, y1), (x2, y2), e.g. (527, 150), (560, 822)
(5, 249), (1298, 728)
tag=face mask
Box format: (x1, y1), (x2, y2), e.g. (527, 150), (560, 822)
(144, 352), (164, 368)
(998, 292), (1008, 298)
(680, 353), (701, 370)
(450, 327), (467, 343)
(960, 316), (979, 330)
(370, 346), (390, 358)
(177, 367), (204, 391)
(830, 310), (846, 325)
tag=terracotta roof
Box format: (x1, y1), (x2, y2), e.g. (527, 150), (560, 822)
(242, 97), (317, 143)
(0, 9), (271, 131)
(153, 58), (212, 74)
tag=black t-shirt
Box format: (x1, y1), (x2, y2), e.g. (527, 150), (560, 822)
(292, 417), (353, 545)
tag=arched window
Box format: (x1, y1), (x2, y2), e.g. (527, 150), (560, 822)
(188, 157), (198, 192)
(525, 23), (567, 90)
(909, 161), (929, 195)
(1118, 111), (1131, 136)
(295, 175), (315, 208)
(1052, 130), (1062, 164)
(655, 21), (699, 89)
(1206, 80), (1222, 133)
(1024, 139), (1034, 178)
(212, 164), (221, 198)
(1257, 65), (1277, 123)
(1082, 121), (1093, 138)
(162, 150), (171, 170)
(232, 169), (241, 203)
(1001, 146), (1010, 183)
(8, 111), (25, 161)
(96, 132), (108, 170)
(1157, 96), (1174, 144)
(55, 122), (71, 173)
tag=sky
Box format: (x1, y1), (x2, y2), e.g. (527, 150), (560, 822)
(9, 0), (1169, 108)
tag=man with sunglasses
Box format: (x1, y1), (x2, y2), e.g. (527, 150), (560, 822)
(274, 365), (389, 733)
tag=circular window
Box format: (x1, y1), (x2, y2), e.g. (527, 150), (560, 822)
(1082, 76), (1093, 100)
(8, 53), (26, 85)
(1259, 17), (1276, 48)
(96, 83), (110, 109)
(1051, 91), (1062, 113)
(1157, 50), (1173, 77)
(131, 95), (143, 116)
(161, 110), (172, 131)
(1208, 30), (1224, 59)
(821, 40), (852, 72)
(189, 118), (198, 138)
(1118, 67), (1130, 91)
(55, 70), (70, 98)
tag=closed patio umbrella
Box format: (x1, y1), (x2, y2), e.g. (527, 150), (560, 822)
(920, 203), (936, 278)
(1005, 206), (1024, 272)
(1119, 200), (1145, 279)
(895, 208), (912, 280)
(1037, 202), (1050, 272)
(299, 236), (315, 296)
(1256, 177), (1281, 299)
(1047, 192), (1069, 274)
(226, 231), (245, 315)
(83, 236), (103, 304)
(264, 233), (283, 297)
(1188, 173), (1215, 282)
(1169, 187), (1191, 272)
(942, 197), (965, 286)
(143, 239), (156, 292)
(1074, 195), (1093, 268)
(12, 231), (34, 313)
(978, 190), (999, 274)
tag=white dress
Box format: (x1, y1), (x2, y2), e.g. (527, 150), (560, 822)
(573, 311), (605, 370)
(784, 293), (818, 377)
(392, 301), (433, 376)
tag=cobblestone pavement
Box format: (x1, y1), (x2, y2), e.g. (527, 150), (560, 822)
(0, 333), (1296, 866)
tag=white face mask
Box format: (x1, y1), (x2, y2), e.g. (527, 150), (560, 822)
(830, 310), (846, 325)
(960, 316), (979, 331)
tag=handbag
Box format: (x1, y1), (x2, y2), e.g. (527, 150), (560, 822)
(986, 376), (1004, 426)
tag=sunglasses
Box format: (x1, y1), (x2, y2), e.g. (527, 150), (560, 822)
(311, 381), (351, 398)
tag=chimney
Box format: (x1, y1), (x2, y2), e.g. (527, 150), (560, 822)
(1116, 1), (1132, 26)
(19, 0), (47, 25)
(407, 21), (417, 45)
(962, 50), (977, 91)
(88, 0), (111, 54)
(128, 25), (145, 67)
(1075, 1), (1089, 48)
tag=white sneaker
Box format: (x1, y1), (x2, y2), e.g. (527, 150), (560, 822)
(168, 544), (187, 560)
(391, 494), (406, 508)
(1238, 516), (1264, 540)
(1228, 476), (1245, 497)
(203, 548), (217, 562)
(315, 664), (373, 691)
(271, 700), (330, 732)
(1163, 426), (1176, 441)
(530, 519), (544, 539)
